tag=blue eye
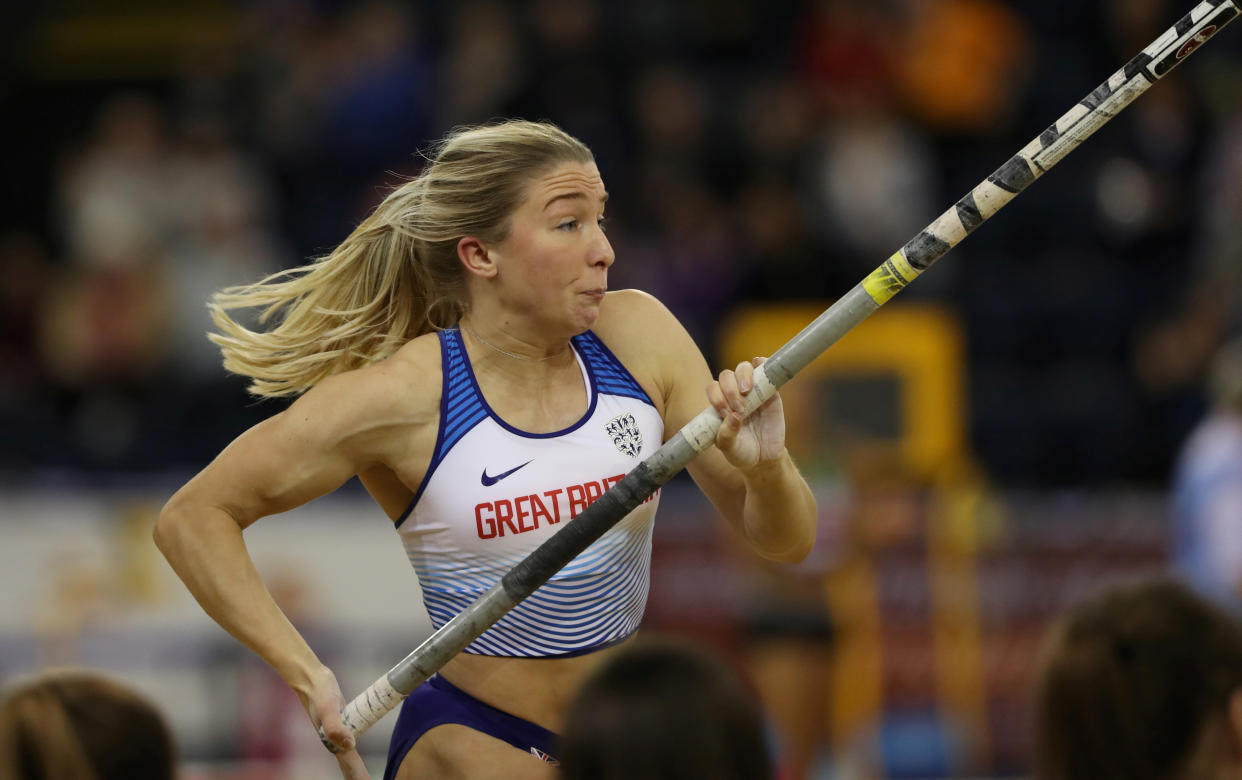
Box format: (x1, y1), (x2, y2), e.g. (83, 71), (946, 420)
(597, 217), (609, 232)
(557, 219), (578, 231)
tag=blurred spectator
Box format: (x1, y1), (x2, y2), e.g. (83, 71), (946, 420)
(1033, 578), (1242, 780)
(29, 86), (293, 470)
(896, 0), (1030, 134)
(1197, 105), (1242, 313)
(519, 0), (627, 165)
(1172, 340), (1242, 614)
(321, 3), (431, 175)
(435, 1), (526, 130)
(57, 93), (173, 270)
(43, 93), (175, 468)
(0, 231), (52, 406)
(4, 0), (1241, 484)
(246, 2), (431, 256)
(245, 1), (332, 158)
(615, 172), (745, 357)
(734, 171), (832, 299)
(37, 261), (168, 389)
(737, 502), (840, 779)
(1125, 74), (1233, 478)
(1135, 100), (1242, 398)
(629, 64), (716, 182)
(735, 77), (819, 173)
(1106, 0), (1172, 56)
(0, 669), (176, 780)
(794, 0), (900, 115)
(560, 637), (773, 780)
(36, 257), (170, 467)
(164, 115), (285, 382)
(618, 62), (747, 357)
(807, 108), (941, 288)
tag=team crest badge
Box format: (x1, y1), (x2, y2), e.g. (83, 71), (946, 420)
(605, 413), (643, 457)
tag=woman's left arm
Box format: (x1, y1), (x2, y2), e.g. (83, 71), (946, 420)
(606, 291), (816, 562)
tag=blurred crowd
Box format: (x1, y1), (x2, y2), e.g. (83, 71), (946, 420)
(3, 0), (1242, 485)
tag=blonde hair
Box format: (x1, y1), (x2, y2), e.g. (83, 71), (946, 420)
(0, 669), (175, 780)
(210, 120), (595, 397)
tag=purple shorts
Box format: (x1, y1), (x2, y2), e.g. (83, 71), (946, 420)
(383, 674), (560, 779)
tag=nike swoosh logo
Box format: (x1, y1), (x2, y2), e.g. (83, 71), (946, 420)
(481, 459), (534, 486)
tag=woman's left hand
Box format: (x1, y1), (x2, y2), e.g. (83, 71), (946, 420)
(707, 357), (786, 471)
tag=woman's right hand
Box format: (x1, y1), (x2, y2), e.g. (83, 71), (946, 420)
(303, 665), (372, 779)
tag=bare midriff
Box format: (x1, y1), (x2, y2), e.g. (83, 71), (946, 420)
(438, 638), (632, 732)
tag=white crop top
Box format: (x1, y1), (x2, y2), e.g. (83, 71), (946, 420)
(396, 328), (664, 657)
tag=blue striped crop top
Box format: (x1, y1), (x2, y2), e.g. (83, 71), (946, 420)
(395, 328), (664, 657)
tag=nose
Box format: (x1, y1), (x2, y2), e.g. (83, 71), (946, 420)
(591, 226), (615, 270)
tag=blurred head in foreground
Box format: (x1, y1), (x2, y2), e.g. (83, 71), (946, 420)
(0, 669), (175, 780)
(560, 637), (773, 780)
(1035, 578), (1242, 780)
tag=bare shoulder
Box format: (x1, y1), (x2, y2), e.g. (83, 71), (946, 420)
(286, 331), (442, 436)
(593, 289), (686, 357)
(166, 332), (445, 525)
(373, 330), (444, 420)
(596, 288), (672, 331)
(592, 290), (707, 412)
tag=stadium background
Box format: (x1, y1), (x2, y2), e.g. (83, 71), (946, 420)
(1, 0), (1240, 777)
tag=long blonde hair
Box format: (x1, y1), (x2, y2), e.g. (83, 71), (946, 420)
(210, 120), (594, 397)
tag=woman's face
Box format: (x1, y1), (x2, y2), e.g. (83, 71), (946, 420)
(488, 161), (614, 333)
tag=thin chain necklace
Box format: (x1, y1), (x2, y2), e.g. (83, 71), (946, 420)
(460, 322), (568, 363)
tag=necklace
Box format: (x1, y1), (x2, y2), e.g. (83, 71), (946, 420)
(460, 322), (568, 363)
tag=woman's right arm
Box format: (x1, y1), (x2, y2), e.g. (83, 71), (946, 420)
(154, 353), (432, 774)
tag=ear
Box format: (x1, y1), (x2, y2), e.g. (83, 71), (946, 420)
(457, 236), (497, 279)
